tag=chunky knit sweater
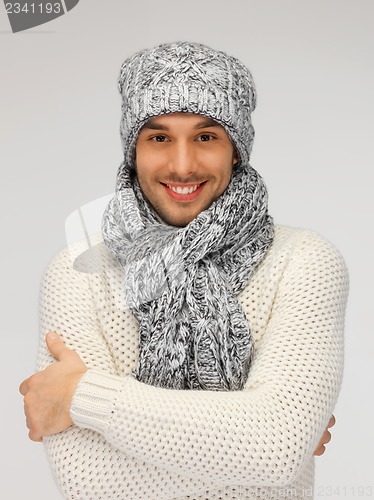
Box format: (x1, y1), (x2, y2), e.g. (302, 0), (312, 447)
(36, 225), (348, 499)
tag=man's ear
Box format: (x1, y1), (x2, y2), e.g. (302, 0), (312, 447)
(232, 148), (239, 166)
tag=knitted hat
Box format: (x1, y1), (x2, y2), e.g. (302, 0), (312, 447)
(118, 41), (257, 168)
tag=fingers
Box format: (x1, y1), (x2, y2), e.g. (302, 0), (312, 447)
(328, 415), (336, 428)
(314, 428), (331, 456)
(24, 398), (44, 442)
(323, 430), (332, 445)
(20, 377), (43, 442)
(313, 417), (335, 457)
(24, 402), (43, 442)
(314, 444), (326, 456)
(28, 430), (43, 442)
(19, 378), (29, 396)
(45, 332), (70, 361)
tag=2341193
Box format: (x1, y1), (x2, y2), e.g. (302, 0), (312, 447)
(5, 3), (62, 14)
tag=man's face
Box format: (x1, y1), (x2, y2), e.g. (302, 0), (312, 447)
(135, 113), (238, 227)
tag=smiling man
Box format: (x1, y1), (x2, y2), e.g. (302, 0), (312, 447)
(20, 42), (347, 499)
(135, 113), (237, 227)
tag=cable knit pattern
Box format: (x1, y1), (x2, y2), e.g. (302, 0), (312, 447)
(36, 225), (348, 499)
(117, 41), (257, 168)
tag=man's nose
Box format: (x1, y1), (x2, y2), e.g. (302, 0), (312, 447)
(168, 141), (198, 177)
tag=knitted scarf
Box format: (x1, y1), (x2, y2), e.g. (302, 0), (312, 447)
(101, 162), (274, 391)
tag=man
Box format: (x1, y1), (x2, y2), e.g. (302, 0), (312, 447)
(20, 42), (347, 499)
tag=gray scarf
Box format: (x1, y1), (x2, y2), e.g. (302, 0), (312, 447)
(101, 162), (274, 390)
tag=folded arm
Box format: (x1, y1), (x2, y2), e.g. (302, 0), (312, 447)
(69, 230), (348, 486)
(22, 230), (348, 490)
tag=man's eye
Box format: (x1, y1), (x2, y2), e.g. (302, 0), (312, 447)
(152, 135), (167, 142)
(198, 134), (214, 142)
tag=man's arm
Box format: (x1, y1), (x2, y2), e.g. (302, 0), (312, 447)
(21, 246), (214, 499)
(20, 332), (336, 453)
(20, 229), (348, 494)
(21, 230), (347, 489)
(68, 230), (347, 485)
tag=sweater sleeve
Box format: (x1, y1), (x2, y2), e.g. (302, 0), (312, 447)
(70, 230), (349, 487)
(37, 245), (216, 499)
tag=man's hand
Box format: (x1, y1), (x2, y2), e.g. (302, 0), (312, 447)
(19, 332), (87, 442)
(313, 415), (336, 456)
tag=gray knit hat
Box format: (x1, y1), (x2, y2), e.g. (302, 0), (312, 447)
(118, 41), (257, 168)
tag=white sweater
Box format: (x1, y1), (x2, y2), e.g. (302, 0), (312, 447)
(36, 225), (348, 499)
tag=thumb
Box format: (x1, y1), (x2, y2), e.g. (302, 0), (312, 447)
(46, 332), (69, 361)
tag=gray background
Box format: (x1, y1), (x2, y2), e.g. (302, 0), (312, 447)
(1, 0), (373, 498)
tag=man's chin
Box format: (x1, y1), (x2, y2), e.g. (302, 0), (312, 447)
(158, 209), (199, 228)
(149, 196), (209, 227)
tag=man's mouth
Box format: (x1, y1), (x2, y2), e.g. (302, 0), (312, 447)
(161, 181), (206, 201)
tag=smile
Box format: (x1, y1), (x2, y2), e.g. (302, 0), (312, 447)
(162, 182), (206, 201)
(166, 184), (200, 194)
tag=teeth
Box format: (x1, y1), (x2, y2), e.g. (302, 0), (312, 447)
(167, 184), (200, 194)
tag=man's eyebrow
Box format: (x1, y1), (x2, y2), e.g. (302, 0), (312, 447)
(195, 118), (221, 129)
(141, 121), (169, 130)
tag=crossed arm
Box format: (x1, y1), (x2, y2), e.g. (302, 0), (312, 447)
(19, 331), (335, 455)
(19, 230), (348, 493)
